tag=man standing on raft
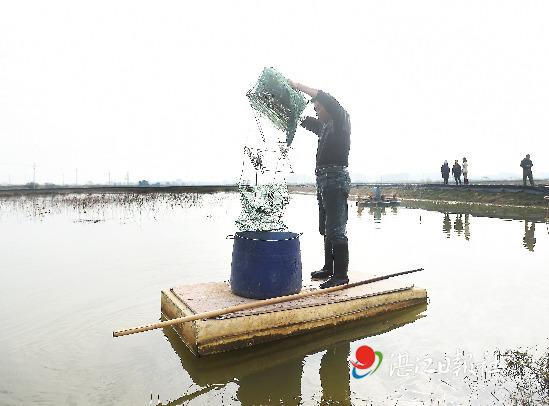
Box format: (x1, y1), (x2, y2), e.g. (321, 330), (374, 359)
(289, 80), (351, 289)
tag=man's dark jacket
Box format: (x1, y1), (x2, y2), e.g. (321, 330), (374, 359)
(452, 163), (462, 177)
(300, 91), (351, 170)
(441, 163), (450, 178)
(520, 158), (533, 171)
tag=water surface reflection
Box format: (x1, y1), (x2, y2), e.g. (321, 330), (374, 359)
(441, 213), (471, 240)
(161, 305), (426, 405)
(362, 200), (545, 252)
(356, 206), (398, 222)
(523, 221), (537, 252)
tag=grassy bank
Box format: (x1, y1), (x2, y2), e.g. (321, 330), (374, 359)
(354, 186), (549, 208)
(289, 184), (549, 207)
(354, 185), (549, 222)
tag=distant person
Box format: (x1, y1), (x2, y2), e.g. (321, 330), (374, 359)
(441, 161), (450, 184)
(462, 157), (469, 185)
(520, 154), (534, 186)
(523, 220), (536, 252)
(451, 160), (462, 186)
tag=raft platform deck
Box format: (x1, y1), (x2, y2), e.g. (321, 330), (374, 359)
(161, 275), (427, 356)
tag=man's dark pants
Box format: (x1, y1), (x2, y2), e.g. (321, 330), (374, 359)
(523, 170), (534, 186)
(316, 167), (351, 245)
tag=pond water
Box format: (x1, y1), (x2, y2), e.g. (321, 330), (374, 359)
(0, 192), (548, 405)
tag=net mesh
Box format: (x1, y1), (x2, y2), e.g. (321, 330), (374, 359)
(236, 111), (292, 232)
(235, 183), (290, 232)
(246, 67), (307, 146)
(236, 67), (302, 232)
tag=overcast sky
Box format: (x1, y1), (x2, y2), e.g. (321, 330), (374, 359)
(1, 1), (548, 185)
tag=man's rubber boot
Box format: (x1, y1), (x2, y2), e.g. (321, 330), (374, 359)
(311, 237), (333, 280)
(320, 241), (349, 289)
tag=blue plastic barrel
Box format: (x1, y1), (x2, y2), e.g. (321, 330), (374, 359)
(230, 231), (302, 299)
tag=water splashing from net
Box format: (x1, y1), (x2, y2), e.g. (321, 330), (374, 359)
(236, 68), (304, 232)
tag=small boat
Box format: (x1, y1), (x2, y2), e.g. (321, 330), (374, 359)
(161, 275), (427, 356)
(356, 197), (401, 207)
(356, 185), (401, 207)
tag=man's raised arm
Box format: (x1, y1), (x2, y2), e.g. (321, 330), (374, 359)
(288, 80), (318, 99)
(289, 79), (346, 125)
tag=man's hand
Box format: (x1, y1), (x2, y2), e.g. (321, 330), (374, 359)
(286, 79), (318, 99)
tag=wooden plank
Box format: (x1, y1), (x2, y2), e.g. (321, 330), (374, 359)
(170, 277), (414, 318)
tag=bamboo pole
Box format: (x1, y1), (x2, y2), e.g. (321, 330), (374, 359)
(113, 268), (423, 337)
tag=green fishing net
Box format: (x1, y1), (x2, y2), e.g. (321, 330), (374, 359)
(235, 67), (301, 232)
(235, 183), (290, 232)
(247, 67), (307, 146)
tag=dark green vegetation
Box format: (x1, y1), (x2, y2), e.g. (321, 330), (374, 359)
(497, 347), (549, 405)
(462, 346), (549, 405)
(0, 185), (238, 197)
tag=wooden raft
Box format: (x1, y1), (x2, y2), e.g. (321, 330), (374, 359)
(161, 276), (427, 356)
